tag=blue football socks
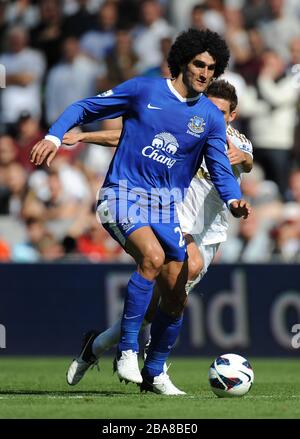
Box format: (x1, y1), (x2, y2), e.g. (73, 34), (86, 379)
(143, 308), (183, 377)
(118, 271), (154, 353)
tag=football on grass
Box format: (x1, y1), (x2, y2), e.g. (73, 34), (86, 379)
(208, 353), (254, 397)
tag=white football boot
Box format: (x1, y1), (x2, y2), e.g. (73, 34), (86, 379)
(66, 330), (99, 386)
(113, 350), (143, 384)
(140, 365), (186, 395)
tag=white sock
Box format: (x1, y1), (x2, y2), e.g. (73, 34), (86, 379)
(92, 318), (150, 358)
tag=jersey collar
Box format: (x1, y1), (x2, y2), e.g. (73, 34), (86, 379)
(166, 78), (202, 102)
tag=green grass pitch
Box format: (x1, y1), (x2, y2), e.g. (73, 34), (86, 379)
(0, 357), (299, 419)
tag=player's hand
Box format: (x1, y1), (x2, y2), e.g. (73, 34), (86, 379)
(227, 137), (246, 166)
(229, 199), (251, 219)
(30, 139), (57, 167)
(63, 132), (83, 145)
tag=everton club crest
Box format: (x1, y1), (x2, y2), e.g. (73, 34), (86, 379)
(187, 116), (205, 137)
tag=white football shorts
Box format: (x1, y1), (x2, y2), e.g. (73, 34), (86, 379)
(185, 237), (220, 294)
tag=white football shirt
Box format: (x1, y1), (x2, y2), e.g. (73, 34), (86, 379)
(177, 125), (253, 245)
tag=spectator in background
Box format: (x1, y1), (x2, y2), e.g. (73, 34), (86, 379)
(12, 216), (45, 262)
(103, 28), (138, 89)
(45, 36), (105, 125)
(133, 0), (173, 74)
(75, 142), (115, 186)
(245, 50), (299, 195)
(56, 202), (124, 262)
(42, 169), (89, 222)
(79, 0), (118, 62)
(24, 138), (92, 235)
(269, 170), (300, 261)
(53, 159), (91, 213)
(270, 203), (300, 261)
(140, 35), (172, 77)
(160, 36), (172, 63)
(30, 0), (64, 69)
(1, 161), (28, 218)
(241, 162), (282, 207)
(224, 7), (252, 67)
(239, 161), (283, 227)
(76, 214), (123, 261)
(260, 0), (300, 62)
(224, 162), (283, 249)
(170, 0), (201, 31)
(28, 153), (91, 242)
(14, 112), (46, 172)
(219, 211), (273, 263)
(242, 0), (270, 29)
(36, 232), (64, 261)
(0, 26), (45, 126)
(63, 0), (97, 38)
(117, 0), (140, 29)
(0, 135), (18, 185)
(190, 4), (206, 31)
(191, 2), (225, 34)
(286, 169), (300, 203)
(0, 0), (8, 53)
(202, 0), (225, 35)
(21, 186), (47, 223)
(22, 165), (90, 249)
(289, 36), (300, 67)
(289, 37), (300, 168)
(5, 0), (39, 30)
(234, 28), (264, 85)
(0, 135), (18, 214)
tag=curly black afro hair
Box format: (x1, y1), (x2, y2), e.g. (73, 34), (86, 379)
(167, 28), (230, 79)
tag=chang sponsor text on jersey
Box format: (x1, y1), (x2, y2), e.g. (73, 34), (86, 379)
(142, 132), (178, 169)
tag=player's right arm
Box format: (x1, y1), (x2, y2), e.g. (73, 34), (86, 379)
(30, 78), (138, 167)
(227, 137), (253, 172)
(62, 130), (122, 148)
(226, 128), (253, 173)
(204, 111), (251, 219)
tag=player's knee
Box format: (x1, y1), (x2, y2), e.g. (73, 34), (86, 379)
(149, 252), (165, 272)
(142, 249), (165, 275)
(188, 255), (204, 281)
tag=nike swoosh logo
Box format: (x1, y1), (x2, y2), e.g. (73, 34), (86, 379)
(147, 103), (162, 110)
(124, 314), (141, 319)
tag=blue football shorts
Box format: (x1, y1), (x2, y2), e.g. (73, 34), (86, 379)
(96, 190), (187, 262)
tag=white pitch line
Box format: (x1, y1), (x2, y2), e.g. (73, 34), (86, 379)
(0, 395), (86, 400)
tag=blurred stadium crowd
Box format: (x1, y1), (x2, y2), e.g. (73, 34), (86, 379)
(0, 0), (300, 263)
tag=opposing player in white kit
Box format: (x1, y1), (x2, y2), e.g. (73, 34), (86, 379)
(176, 79), (253, 292)
(64, 79), (253, 389)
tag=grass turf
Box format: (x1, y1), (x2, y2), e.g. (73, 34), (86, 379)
(0, 357), (299, 419)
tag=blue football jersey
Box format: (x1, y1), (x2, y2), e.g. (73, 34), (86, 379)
(48, 77), (241, 203)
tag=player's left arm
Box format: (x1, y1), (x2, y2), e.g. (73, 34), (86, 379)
(227, 136), (253, 172)
(63, 130), (122, 147)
